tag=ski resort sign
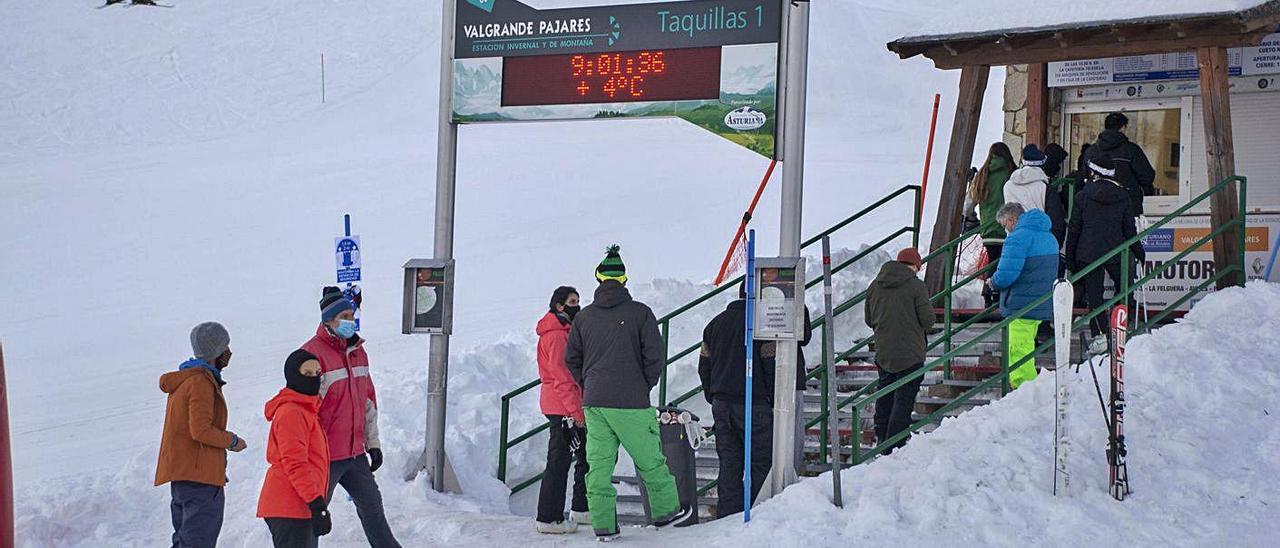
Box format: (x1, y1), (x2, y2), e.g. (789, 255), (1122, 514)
(451, 0), (782, 157)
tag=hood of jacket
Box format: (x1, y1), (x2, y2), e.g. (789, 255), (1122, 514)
(1014, 208), (1053, 233)
(1095, 129), (1130, 153)
(592, 280), (633, 309)
(988, 155), (1009, 173)
(1086, 178), (1130, 206)
(264, 387), (321, 421)
(1007, 165), (1048, 187)
(161, 360), (221, 393)
(873, 260), (919, 290)
(536, 311), (570, 336)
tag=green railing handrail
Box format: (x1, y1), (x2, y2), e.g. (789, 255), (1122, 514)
(496, 184), (923, 489)
(830, 175), (1247, 465)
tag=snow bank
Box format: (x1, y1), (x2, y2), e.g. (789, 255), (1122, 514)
(900, 0), (1271, 42)
(669, 282), (1280, 547)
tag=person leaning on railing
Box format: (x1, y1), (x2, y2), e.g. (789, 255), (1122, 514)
(991, 203), (1060, 389)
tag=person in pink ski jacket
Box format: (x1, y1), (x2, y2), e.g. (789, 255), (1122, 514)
(534, 286), (590, 534)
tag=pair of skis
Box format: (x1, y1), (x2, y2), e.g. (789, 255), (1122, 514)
(1052, 281), (1130, 500)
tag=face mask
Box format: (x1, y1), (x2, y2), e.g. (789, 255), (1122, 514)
(334, 319), (358, 339)
(289, 370), (322, 396)
(563, 305), (581, 321)
(215, 351), (232, 370)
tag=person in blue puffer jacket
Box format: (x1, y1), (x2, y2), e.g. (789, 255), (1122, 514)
(991, 203), (1059, 389)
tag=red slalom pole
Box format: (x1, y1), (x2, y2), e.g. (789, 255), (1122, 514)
(0, 340), (12, 547)
(714, 159), (778, 286)
(919, 93), (941, 216)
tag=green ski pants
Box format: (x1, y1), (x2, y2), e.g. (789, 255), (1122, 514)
(584, 406), (680, 534)
(1007, 318), (1041, 390)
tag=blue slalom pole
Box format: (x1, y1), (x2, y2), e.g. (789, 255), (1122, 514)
(744, 229), (756, 523)
(1265, 233), (1280, 281)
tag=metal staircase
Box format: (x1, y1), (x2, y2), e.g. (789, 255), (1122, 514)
(495, 175), (1248, 524)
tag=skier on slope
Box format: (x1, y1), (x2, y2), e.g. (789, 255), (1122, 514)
(1066, 156), (1145, 354)
(301, 287), (401, 547)
(991, 203), (1059, 389)
(565, 245), (694, 541)
(155, 321), (247, 548)
(698, 282), (776, 518)
(534, 286), (591, 534)
(257, 350), (331, 548)
(864, 248), (936, 451)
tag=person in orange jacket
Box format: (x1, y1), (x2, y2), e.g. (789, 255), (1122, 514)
(257, 349), (332, 548)
(534, 286), (589, 534)
(156, 321), (247, 548)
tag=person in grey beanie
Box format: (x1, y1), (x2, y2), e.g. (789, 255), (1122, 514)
(156, 321), (247, 548)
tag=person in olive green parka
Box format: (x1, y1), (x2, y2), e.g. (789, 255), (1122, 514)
(864, 249), (936, 452)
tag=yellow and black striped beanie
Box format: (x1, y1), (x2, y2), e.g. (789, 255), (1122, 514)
(595, 244), (628, 284)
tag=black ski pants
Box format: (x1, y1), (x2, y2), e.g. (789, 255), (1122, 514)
(711, 398), (773, 518)
(264, 518), (317, 548)
(327, 455), (401, 548)
(169, 481), (224, 548)
(874, 363), (924, 453)
(536, 414), (589, 523)
(1081, 260), (1134, 337)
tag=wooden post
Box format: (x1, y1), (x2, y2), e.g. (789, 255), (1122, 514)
(926, 65), (990, 295)
(1197, 46), (1243, 288)
(1026, 63), (1049, 149)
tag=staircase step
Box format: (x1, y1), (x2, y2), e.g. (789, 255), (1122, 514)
(616, 494), (720, 506)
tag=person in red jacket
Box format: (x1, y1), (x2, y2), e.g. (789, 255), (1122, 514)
(258, 350), (331, 548)
(534, 286), (590, 534)
(301, 287), (400, 547)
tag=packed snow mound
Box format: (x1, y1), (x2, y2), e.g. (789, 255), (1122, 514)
(674, 282), (1280, 547)
(901, 0), (1270, 41)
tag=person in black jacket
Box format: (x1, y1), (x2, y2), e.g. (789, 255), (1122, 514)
(1084, 112), (1156, 216)
(697, 283), (775, 518)
(565, 245), (692, 539)
(1066, 156), (1146, 351)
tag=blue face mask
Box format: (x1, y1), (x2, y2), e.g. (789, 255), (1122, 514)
(334, 319), (358, 339)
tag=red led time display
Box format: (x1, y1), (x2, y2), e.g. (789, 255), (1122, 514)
(501, 47), (721, 107)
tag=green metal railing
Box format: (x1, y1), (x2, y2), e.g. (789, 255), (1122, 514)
(497, 174), (1246, 497)
(496, 184), (924, 494)
(831, 175), (1247, 466)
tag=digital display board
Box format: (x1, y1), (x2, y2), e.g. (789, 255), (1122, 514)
(501, 47), (721, 106)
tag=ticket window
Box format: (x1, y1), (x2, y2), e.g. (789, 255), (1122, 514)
(1066, 101), (1188, 215)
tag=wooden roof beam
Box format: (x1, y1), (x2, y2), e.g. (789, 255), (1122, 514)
(925, 26), (1274, 69)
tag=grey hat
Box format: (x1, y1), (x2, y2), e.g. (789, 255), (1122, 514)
(190, 322), (231, 362)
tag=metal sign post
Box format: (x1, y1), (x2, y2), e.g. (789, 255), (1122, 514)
(407, 0), (462, 494)
(820, 236), (842, 507)
(766, 0), (811, 499)
(743, 229), (756, 523)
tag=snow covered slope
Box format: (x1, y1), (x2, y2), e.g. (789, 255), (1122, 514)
(2, 0), (1007, 546)
(688, 282), (1280, 547)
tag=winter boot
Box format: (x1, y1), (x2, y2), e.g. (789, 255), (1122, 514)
(652, 504), (694, 528)
(596, 531), (620, 542)
(535, 520), (578, 534)
(570, 510), (592, 525)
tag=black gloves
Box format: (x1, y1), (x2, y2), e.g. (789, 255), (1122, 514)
(367, 448), (383, 473)
(308, 497), (332, 537)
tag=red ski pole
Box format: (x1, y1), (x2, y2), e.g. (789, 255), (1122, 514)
(919, 93), (941, 217)
(0, 340), (12, 547)
(714, 159), (778, 286)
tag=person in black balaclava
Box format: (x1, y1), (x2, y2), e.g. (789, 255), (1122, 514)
(258, 349), (331, 548)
